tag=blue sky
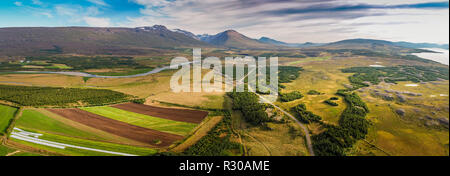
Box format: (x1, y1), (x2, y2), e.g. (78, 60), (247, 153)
(0, 0), (448, 43)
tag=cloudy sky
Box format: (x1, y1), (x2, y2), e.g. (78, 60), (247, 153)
(0, 0), (448, 44)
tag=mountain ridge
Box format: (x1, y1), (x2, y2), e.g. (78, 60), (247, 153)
(0, 25), (210, 56)
(0, 25), (448, 57)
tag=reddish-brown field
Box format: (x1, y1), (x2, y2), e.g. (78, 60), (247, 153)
(112, 103), (208, 123)
(47, 108), (184, 147)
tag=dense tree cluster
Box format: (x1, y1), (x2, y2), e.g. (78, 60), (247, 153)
(183, 111), (242, 156)
(279, 91), (304, 102)
(278, 66), (304, 83)
(132, 98), (146, 104)
(227, 91), (269, 126)
(0, 85), (131, 107)
(324, 99), (338, 106)
(291, 104), (322, 124)
(307, 90), (322, 95)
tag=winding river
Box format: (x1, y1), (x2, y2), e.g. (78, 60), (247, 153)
(11, 61), (195, 78)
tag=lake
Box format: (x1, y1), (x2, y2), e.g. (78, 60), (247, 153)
(412, 48), (449, 65)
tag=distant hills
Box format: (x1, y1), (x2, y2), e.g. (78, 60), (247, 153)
(258, 37), (325, 48)
(0, 25), (208, 56)
(325, 39), (449, 50)
(0, 25), (447, 56)
(196, 30), (275, 49)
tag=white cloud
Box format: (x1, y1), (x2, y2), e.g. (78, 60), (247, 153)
(55, 5), (79, 16)
(87, 0), (109, 6)
(32, 0), (43, 5)
(55, 4), (104, 24)
(349, 0), (443, 5)
(40, 12), (53, 18)
(14, 1), (23, 6)
(131, 0), (173, 7)
(83, 17), (111, 27)
(123, 0), (449, 44)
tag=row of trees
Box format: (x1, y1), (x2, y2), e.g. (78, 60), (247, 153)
(0, 85), (132, 107)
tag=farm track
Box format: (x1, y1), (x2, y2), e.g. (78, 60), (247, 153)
(112, 103), (208, 124)
(47, 108), (184, 147)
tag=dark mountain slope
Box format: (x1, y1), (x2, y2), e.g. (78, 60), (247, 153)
(0, 25), (210, 56)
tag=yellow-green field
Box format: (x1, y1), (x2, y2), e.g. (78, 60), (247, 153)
(80, 106), (197, 136)
(230, 109), (309, 156)
(0, 104), (17, 134)
(351, 80), (449, 156)
(276, 56), (449, 156)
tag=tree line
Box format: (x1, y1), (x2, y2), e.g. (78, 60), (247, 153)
(0, 85), (132, 107)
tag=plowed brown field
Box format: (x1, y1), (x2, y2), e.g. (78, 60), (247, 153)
(112, 103), (208, 123)
(47, 108), (184, 147)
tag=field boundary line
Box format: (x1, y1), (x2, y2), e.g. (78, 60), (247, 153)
(363, 139), (391, 156)
(4, 107), (23, 139)
(169, 116), (224, 153)
(5, 150), (21, 156)
(4, 139), (60, 156)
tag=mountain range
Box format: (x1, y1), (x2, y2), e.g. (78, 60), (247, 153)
(0, 25), (447, 56)
(258, 37), (325, 48)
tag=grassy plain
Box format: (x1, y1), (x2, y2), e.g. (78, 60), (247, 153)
(287, 56), (331, 65)
(280, 55), (449, 156)
(350, 81), (449, 156)
(80, 106), (197, 136)
(231, 109), (309, 156)
(0, 104), (17, 134)
(0, 145), (15, 156)
(0, 144), (40, 156)
(0, 74), (84, 87)
(277, 58), (352, 124)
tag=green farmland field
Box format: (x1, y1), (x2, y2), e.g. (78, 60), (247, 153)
(0, 105), (17, 135)
(0, 145), (40, 156)
(11, 130), (158, 156)
(0, 145), (16, 156)
(80, 106), (197, 136)
(16, 109), (111, 141)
